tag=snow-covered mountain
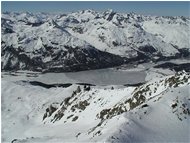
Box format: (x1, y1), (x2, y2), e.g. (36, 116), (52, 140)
(1, 10), (190, 72)
(2, 71), (190, 142)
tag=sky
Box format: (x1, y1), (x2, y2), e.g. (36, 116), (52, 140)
(1, 1), (190, 16)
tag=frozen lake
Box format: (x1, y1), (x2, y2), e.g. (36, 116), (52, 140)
(2, 68), (146, 85)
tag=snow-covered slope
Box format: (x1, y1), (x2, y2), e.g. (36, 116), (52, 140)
(61, 10), (189, 57)
(1, 10), (190, 72)
(2, 71), (190, 142)
(142, 16), (190, 50)
(1, 13), (124, 72)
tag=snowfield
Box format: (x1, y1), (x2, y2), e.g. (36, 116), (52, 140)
(2, 70), (190, 143)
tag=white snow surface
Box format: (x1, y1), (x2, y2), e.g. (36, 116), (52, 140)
(2, 71), (190, 143)
(2, 10), (190, 59)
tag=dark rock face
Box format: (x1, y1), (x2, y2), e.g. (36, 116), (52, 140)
(44, 45), (125, 72)
(25, 21), (44, 27)
(139, 45), (157, 54)
(2, 41), (189, 72)
(154, 62), (190, 72)
(1, 18), (14, 34)
(49, 45), (123, 71)
(1, 44), (125, 72)
(1, 44), (45, 71)
(106, 11), (116, 21)
(178, 48), (190, 58)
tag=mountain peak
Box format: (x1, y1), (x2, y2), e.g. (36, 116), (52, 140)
(47, 19), (59, 27)
(103, 9), (117, 21)
(104, 9), (115, 13)
(78, 9), (97, 15)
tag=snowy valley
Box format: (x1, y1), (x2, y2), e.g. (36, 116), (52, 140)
(1, 9), (190, 143)
(1, 10), (190, 72)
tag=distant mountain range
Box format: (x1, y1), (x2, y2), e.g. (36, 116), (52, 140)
(1, 10), (190, 72)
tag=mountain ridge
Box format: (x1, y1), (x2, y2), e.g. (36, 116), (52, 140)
(1, 10), (190, 72)
(2, 71), (190, 142)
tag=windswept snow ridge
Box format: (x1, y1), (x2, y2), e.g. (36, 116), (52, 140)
(2, 71), (190, 142)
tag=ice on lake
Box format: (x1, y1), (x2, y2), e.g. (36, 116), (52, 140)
(36, 68), (146, 85)
(2, 68), (146, 85)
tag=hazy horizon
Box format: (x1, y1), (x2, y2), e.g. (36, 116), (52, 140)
(2, 1), (190, 17)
